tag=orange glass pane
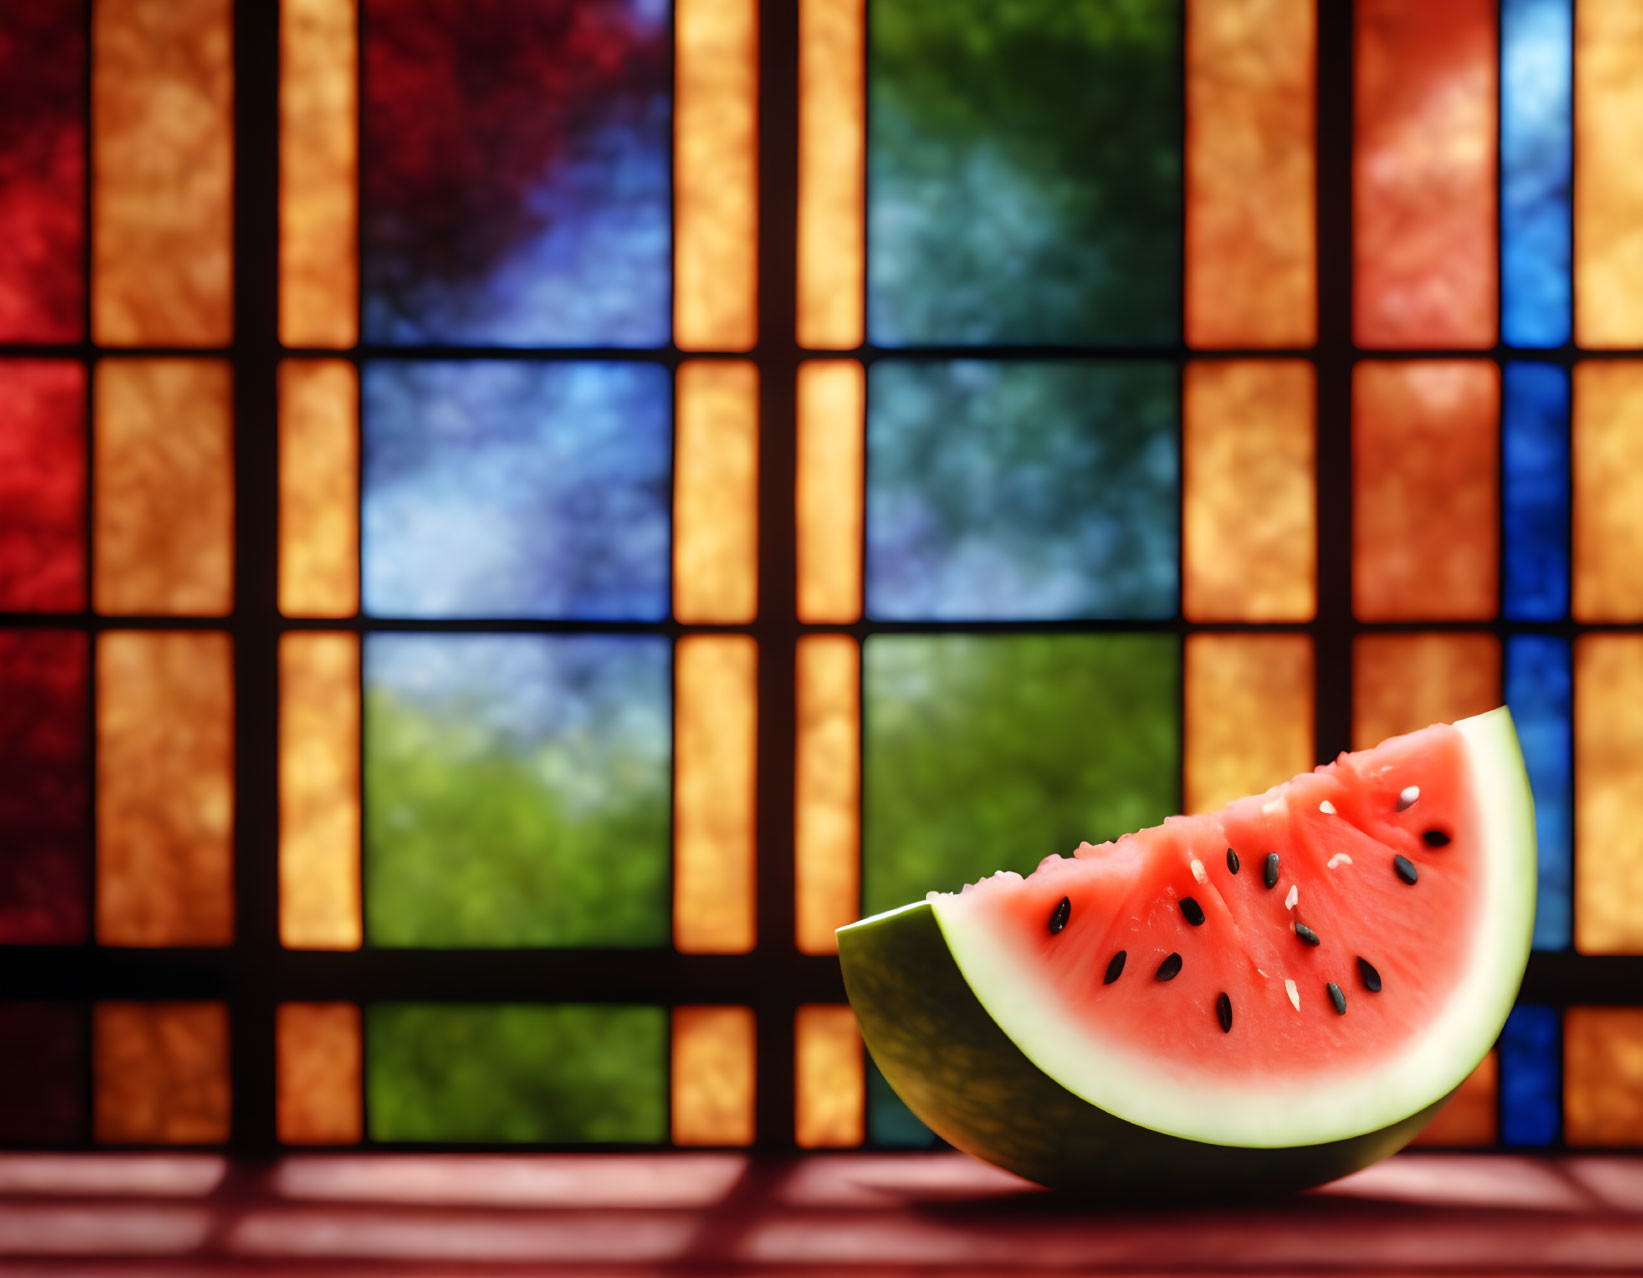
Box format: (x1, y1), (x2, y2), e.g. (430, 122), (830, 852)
(1183, 360), (1315, 621)
(1353, 0), (1496, 349)
(795, 634), (860, 954)
(1352, 361), (1498, 621)
(671, 1005), (755, 1147)
(1352, 633), (1500, 751)
(1575, 0), (1643, 347)
(794, 1004), (863, 1149)
(93, 1001), (230, 1145)
(1573, 636), (1643, 954)
(94, 359), (234, 617)
(1565, 1007), (1643, 1145)
(280, 0), (358, 349)
(278, 359), (359, 618)
(1185, 0), (1315, 348)
(279, 632), (361, 951)
(92, 0), (233, 347)
(675, 0), (757, 351)
(1185, 634), (1313, 815)
(1573, 363), (1643, 623)
(796, 360), (864, 623)
(1409, 1052), (1497, 1146)
(797, 0), (864, 350)
(97, 632), (234, 947)
(674, 636), (757, 954)
(277, 1002), (362, 1145)
(674, 360), (758, 624)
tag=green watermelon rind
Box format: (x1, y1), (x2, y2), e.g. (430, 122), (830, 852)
(837, 707), (1536, 1192)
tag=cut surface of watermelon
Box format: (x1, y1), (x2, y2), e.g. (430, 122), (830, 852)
(838, 708), (1535, 1191)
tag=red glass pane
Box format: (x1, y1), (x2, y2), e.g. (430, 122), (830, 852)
(0, 1004), (84, 1142)
(0, 361), (86, 612)
(0, 1), (85, 343)
(0, 630), (88, 944)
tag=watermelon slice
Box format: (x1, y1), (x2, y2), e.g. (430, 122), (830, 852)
(838, 708), (1535, 1194)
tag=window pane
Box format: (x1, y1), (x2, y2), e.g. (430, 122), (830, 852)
(0, 1004), (83, 1143)
(0, 0), (84, 343)
(1352, 361), (1498, 622)
(277, 1002), (362, 1146)
(1501, 0), (1572, 349)
(1503, 362), (1570, 622)
(93, 0), (233, 347)
(1352, 633), (1500, 750)
(0, 630), (87, 945)
(1575, 0), (1643, 347)
(795, 635), (860, 955)
(1565, 1008), (1643, 1145)
(796, 359), (864, 624)
(794, 1004), (863, 1148)
(1506, 636), (1571, 950)
(1500, 1004), (1560, 1147)
(1354, 0), (1496, 348)
(278, 359), (359, 619)
(1573, 362), (1643, 623)
(1574, 636), (1643, 955)
(1185, 0), (1315, 348)
(1184, 634), (1313, 815)
(362, 361), (669, 621)
(93, 1001), (230, 1145)
(864, 634), (1178, 915)
(97, 632), (234, 948)
(1409, 1052), (1497, 1146)
(361, 0), (669, 346)
(671, 1006), (755, 1147)
(674, 360), (758, 624)
(364, 635), (669, 948)
(367, 1004), (667, 1143)
(797, 0), (865, 349)
(868, 0), (1180, 345)
(0, 361), (84, 613)
(866, 361), (1177, 621)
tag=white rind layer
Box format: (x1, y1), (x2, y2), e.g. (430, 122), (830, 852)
(926, 707), (1537, 1149)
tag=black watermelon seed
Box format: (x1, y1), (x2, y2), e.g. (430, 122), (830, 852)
(1155, 952), (1183, 982)
(1048, 895), (1072, 935)
(1180, 897), (1205, 926)
(1327, 982), (1347, 1015)
(1104, 951), (1127, 984)
(1216, 992), (1233, 1033)
(1393, 854), (1419, 885)
(1295, 923), (1321, 947)
(1422, 829), (1451, 848)
(1357, 956), (1383, 993)
(1264, 852), (1280, 889)
(1226, 847), (1240, 875)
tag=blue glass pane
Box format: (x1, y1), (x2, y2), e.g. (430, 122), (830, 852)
(1501, 0), (1571, 349)
(364, 634), (671, 947)
(866, 361), (1178, 620)
(1502, 362), (1569, 622)
(1500, 1004), (1560, 1147)
(868, 0), (1180, 345)
(867, 1057), (938, 1148)
(1505, 634), (1571, 949)
(362, 0), (670, 346)
(362, 361), (670, 620)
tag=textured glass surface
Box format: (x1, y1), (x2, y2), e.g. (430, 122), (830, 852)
(795, 1005), (863, 1148)
(1566, 1008), (1643, 1145)
(94, 360), (235, 618)
(671, 1006), (755, 1147)
(1185, 0), (1315, 348)
(93, 0), (233, 346)
(97, 632), (234, 948)
(0, 631), (87, 945)
(868, 1058), (937, 1148)
(864, 635), (1178, 914)
(1352, 634), (1500, 751)
(1354, 0), (1496, 348)
(278, 359), (359, 618)
(1184, 634), (1313, 816)
(93, 1002), (230, 1145)
(1182, 360), (1314, 621)
(798, 0), (865, 349)
(867, 361), (1177, 621)
(868, 0), (1179, 345)
(362, 0), (669, 346)
(1506, 636), (1572, 951)
(1501, 0), (1572, 349)
(0, 1), (83, 342)
(0, 1004), (83, 1142)
(1503, 363), (1570, 622)
(1574, 636), (1643, 954)
(674, 360), (758, 624)
(367, 1004), (667, 1143)
(277, 1002), (362, 1145)
(1500, 1004), (1560, 1147)
(364, 634), (670, 948)
(0, 362), (84, 612)
(795, 636), (860, 955)
(1575, 0), (1643, 347)
(1572, 362), (1643, 623)
(363, 361), (669, 620)
(1410, 1053), (1497, 1146)
(796, 360), (864, 623)
(1352, 361), (1498, 622)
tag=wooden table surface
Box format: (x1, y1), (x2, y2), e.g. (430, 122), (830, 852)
(1, 1151), (1639, 1275)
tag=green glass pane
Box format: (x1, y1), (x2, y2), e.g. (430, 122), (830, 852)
(868, 0), (1181, 345)
(364, 634), (670, 947)
(864, 634), (1179, 915)
(366, 1004), (667, 1143)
